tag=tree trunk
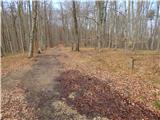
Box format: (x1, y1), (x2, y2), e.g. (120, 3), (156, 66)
(10, 3), (20, 52)
(28, 1), (38, 58)
(151, 1), (159, 50)
(72, 0), (80, 51)
(18, 1), (26, 52)
(96, 1), (105, 49)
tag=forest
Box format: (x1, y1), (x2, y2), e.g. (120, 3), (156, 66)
(1, 0), (160, 55)
(1, 0), (160, 120)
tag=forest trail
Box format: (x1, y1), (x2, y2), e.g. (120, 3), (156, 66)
(2, 47), (89, 120)
(2, 48), (62, 91)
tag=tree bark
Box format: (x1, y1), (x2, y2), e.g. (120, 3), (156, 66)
(18, 1), (26, 52)
(28, 1), (38, 58)
(72, 0), (80, 51)
(96, 1), (105, 49)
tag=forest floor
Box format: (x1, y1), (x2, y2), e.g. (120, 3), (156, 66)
(1, 46), (160, 120)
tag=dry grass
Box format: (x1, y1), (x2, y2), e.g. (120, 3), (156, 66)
(63, 47), (160, 85)
(1, 53), (34, 76)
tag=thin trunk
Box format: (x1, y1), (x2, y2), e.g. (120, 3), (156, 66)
(10, 3), (20, 52)
(151, 1), (159, 50)
(72, 0), (80, 51)
(28, 1), (38, 58)
(18, 1), (26, 52)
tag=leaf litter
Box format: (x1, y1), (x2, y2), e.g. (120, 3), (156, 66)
(56, 47), (160, 119)
(57, 70), (160, 120)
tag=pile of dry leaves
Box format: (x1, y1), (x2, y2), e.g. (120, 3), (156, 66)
(1, 83), (38, 120)
(57, 70), (160, 120)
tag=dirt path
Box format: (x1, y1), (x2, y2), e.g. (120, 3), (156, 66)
(2, 48), (62, 91)
(2, 48), (90, 120)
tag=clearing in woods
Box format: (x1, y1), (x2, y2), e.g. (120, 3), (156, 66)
(1, 46), (160, 120)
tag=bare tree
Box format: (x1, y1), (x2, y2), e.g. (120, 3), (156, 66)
(28, 1), (38, 58)
(72, 0), (80, 51)
(1, 0), (160, 56)
(18, 1), (26, 52)
(96, 1), (105, 49)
